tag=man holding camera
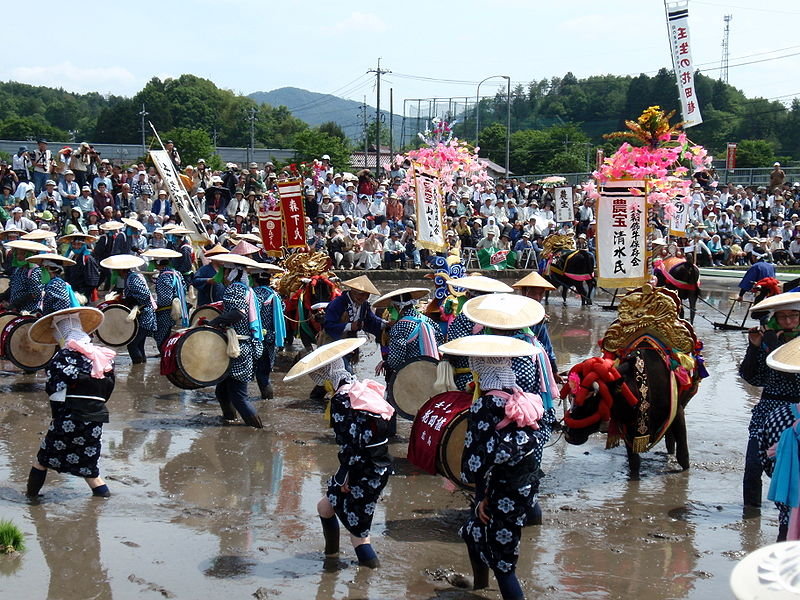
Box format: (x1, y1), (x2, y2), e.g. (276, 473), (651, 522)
(32, 140), (53, 194)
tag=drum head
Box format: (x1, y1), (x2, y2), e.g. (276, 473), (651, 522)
(96, 304), (138, 347)
(438, 410), (474, 491)
(190, 304), (222, 327)
(7, 318), (56, 371)
(0, 310), (22, 336)
(176, 326), (230, 387)
(389, 356), (440, 420)
(0, 278), (9, 295)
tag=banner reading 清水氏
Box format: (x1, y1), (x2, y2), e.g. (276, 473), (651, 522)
(412, 163), (447, 253)
(596, 180), (648, 288)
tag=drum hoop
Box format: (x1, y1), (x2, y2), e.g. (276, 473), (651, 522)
(175, 326), (230, 387)
(388, 355), (440, 420)
(96, 303), (138, 347)
(7, 317), (56, 370)
(189, 304), (223, 327)
(166, 370), (202, 390)
(437, 407), (474, 491)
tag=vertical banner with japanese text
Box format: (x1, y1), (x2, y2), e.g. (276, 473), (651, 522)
(412, 162), (447, 252)
(596, 180), (648, 288)
(666, 1), (702, 127)
(257, 198), (283, 253)
(277, 179), (306, 248)
(554, 186), (574, 223)
(726, 143), (737, 170)
(669, 197), (689, 237)
(150, 149), (209, 242)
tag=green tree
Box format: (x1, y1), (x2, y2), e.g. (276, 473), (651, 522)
(159, 127), (217, 167)
(477, 123), (507, 166)
(0, 115), (68, 141)
(293, 129), (351, 170)
(318, 121), (347, 141)
(735, 139), (777, 168)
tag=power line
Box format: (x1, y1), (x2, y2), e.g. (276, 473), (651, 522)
(693, 0), (800, 15)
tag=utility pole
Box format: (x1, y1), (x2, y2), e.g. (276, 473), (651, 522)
(368, 59), (390, 176)
(720, 14), (733, 83)
(389, 88), (394, 159)
(361, 97), (368, 169)
(247, 107), (257, 165)
(138, 103), (148, 155)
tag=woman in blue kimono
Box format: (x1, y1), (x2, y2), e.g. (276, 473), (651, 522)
(143, 248), (189, 351)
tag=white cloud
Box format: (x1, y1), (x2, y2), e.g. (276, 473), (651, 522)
(325, 11), (387, 34)
(7, 62), (139, 96)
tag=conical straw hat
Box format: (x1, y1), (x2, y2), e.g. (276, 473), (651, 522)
(438, 334), (534, 357)
(284, 337), (366, 382)
(28, 306), (103, 345)
(4, 240), (51, 253)
(750, 292), (800, 315)
(231, 240), (260, 256)
(0, 228), (23, 240)
(22, 229), (56, 241)
(203, 244), (229, 257)
(447, 275), (513, 294)
(341, 275), (380, 296)
(512, 271), (555, 290)
(122, 217), (146, 231)
(462, 293), (545, 329)
(57, 233), (98, 244)
(27, 253), (76, 267)
(99, 254), (145, 270)
(767, 336), (800, 373)
(372, 287), (430, 309)
(142, 248), (182, 260)
(99, 220), (125, 231)
(209, 254), (262, 269)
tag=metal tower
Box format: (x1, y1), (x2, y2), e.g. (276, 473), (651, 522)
(720, 14), (732, 83)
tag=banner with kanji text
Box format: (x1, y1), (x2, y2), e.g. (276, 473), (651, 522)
(257, 200), (283, 253)
(665, 1), (702, 127)
(554, 186), (574, 223)
(596, 180), (648, 288)
(669, 197), (689, 237)
(277, 179), (306, 248)
(412, 163), (447, 252)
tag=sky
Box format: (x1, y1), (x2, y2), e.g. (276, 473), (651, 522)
(4, 0), (799, 119)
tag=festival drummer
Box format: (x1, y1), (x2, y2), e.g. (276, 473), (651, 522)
(167, 226), (195, 282)
(251, 262), (286, 400)
(206, 253), (265, 429)
(61, 233), (100, 301)
(25, 307), (116, 499)
(512, 271), (558, 373)
(439, 333), (552, 600)
(99, 255), (155, 365)
(4, 239), (50, 314)
(284, 337), (394, 569)
(142, 249), (190, 351)
(192, 244), (228, 306)
(26, 253), (82, 314)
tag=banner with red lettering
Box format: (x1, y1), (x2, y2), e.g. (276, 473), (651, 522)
(277, 179), (306, 248)
(596, 180), (648, 288)
(726, 143), (737, 170)
(412, 162), (447, 252)
(666, 1), (703, 127)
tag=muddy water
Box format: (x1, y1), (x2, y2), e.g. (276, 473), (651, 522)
(0, 280), (774, 599)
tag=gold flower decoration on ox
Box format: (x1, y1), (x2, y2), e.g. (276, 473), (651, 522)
(277, 251), (335, 296)
(602, 284), (696, 354)
(541, 233), (576, 259)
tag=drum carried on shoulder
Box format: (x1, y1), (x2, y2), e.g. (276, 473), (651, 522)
(407, 391), (474, 490)
(95, 299), (138, 347)
(160, 325), (230, 390)
(387, 356), (440, 420)
(189, 301), (223, 327)
(0, 312), (56, 371)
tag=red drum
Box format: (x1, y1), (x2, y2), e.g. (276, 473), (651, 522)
(160, 326), (230, 390)
(0, 310), (22, 350)
(1, 315), (56, 371)
(408, 391), (474, 490)
(95, 300), (138, 347)
(189, 302), (223, 327)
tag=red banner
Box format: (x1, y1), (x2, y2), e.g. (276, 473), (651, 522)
(258, 208), (283, 252)
(726, 143), (737, 170)
(277, 179), (306, 248)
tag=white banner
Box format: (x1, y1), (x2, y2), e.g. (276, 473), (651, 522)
(412, 163), (447, 252)
(666, 1), (703, 128)
(596, 180), (648, 289)
(150, 149), (209, 242)
(554, 186), (574, 223)
(669, 197), (689, 237)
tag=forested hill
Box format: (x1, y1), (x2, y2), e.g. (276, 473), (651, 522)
(0, 70), (796, 174)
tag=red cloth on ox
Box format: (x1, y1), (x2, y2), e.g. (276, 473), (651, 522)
(408, 391), (472, 475)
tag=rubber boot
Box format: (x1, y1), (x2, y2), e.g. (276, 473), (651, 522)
(320, 515), (340, 556)
(354, 543), (380, 568)
(468, 547), (489, 590)
(495, 570), (524, 600)
(26, 467), (47, 498)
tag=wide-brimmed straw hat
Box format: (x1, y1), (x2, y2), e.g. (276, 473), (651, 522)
(231, 240), (260, 256)
(100, 255), (145, 270)
(232, 233), (262, 244)
(284, 338), (366, 382)
(4, 240), (50, 253)
(22, 229), (56, 241)
(122, 217), (146, 231)
(750, 292), (800, 315)
(142, 248), (182, 260)
(0, 228), (23, 240)
(372, 287), (430, 309)
(512, 271), (555, 291)
(447, 275), (513, 294)
(28, 306), (103, 345)
(57, 233), (98, 244)
(27, 253), (76, 267)
(203, 244), (229, 257)
(209, 254), (262, 269)
(99, 220), (125, 231)
(462, 293), (545, 330)
(166, 226), (193, 236)
(342, 275), (380, 296)
(766, 336), (800, 373)
(438, 334), (535, 357)
(729, 541), (800, 600)
(248, 262), (285, 273)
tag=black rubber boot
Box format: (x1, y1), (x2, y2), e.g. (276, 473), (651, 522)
(354, 543), (380, 568)
(778, 522), (789, 542)
(26, 467), (47, 498)
(259, 383), (274, 400)
(91, 484), (111, 498)
(309, 385), (327, 400)
(469, 548), (490, 590)
(320, 515), (340, 556)
(495, 570), (524, 599)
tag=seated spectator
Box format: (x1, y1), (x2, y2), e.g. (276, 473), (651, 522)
(383, 231), (405, 268)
